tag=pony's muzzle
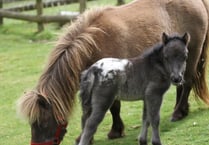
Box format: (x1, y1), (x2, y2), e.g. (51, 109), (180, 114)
(170, 74), (183, 85)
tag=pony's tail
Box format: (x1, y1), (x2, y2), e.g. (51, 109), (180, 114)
(80, 67), (99, 106)
(193, 0), (209, 105)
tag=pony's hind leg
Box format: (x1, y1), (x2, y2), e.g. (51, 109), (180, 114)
(171, 82), (191, 121)
(108, 100), (125, 139)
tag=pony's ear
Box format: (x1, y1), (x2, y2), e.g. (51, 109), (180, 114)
(37, 95), (50, 110)
(162, 32), (169, 44)
(182, 32), (190, 45)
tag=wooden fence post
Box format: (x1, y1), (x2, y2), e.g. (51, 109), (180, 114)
(79, 0), (86, 13)
(117, 0), (125, 5)
(36, 0), (44, 32)
(0, 0), (3, 25)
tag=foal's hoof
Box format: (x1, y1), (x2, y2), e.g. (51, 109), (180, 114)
(139, 140), (147, 145)
(152, 143), (162, 145)
(107, 129), (125, 139)
(75, 135), (94, 145)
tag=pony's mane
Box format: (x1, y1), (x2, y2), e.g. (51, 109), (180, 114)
(18, 7), (109, 124)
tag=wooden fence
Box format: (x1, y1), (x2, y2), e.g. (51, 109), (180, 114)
(0, 0), (89, 32)
(0, 0), (125, 32)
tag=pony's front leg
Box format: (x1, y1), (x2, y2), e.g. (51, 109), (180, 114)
(139, 101), (150, 145)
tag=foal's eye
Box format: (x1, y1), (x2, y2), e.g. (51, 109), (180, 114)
(164, 56), (169, 61)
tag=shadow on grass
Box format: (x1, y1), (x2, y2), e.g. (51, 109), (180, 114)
(87, 107), (209, 145)
(160, 107), (209, 134)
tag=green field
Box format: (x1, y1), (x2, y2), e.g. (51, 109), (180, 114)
(0, 1), (209, 145)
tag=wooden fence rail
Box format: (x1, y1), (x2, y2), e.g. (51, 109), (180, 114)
(0, 0), (125, 32)
(4, 0), (91, 12)
(0, 9), (78, 23)
(0, 0), (88, 32)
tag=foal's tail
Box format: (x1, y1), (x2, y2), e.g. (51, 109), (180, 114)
(193, 0), (209, 104)
(80, 67), (99, 106)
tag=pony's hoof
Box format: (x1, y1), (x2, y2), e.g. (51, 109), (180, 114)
(170, 111), (188, 122)
(171, 103), (189, 122)
(171, 115), (183, 122)
(107, 129), (125, 139)
(171, 109), (189, 122)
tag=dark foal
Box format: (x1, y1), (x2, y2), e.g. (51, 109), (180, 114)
(78, 33), (190, 145)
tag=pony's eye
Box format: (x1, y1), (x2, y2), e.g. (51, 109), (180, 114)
(40, 122), (48, 129)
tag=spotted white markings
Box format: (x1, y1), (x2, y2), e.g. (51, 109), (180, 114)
(92, 58), (131, 82)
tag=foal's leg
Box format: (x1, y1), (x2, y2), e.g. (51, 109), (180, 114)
(78, 108), (108, 145)
(146, 96), (163, 145)
(139, 102), (150, 145)
(108, 100), (125, 139)
(78, 94), (115, 145)
(76, 104), (93, 144)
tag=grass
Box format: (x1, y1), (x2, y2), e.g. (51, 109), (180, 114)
(0, 0), (209, 145)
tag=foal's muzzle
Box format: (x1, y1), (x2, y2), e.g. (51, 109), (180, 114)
(170, 74), (183, 86)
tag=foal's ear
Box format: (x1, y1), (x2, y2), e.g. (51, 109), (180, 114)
(182, 32), (190, 45)
(162, 32), (169, 45)
(37, 94), (51, 110)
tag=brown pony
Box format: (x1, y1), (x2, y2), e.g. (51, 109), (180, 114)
(18, 0), (209, 144)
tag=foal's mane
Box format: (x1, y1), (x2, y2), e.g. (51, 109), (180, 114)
(138, 34), (186, 64)
(18, 7), (108, 124)
(140, 34), (186, 60)
(140, 43), (163, 59)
